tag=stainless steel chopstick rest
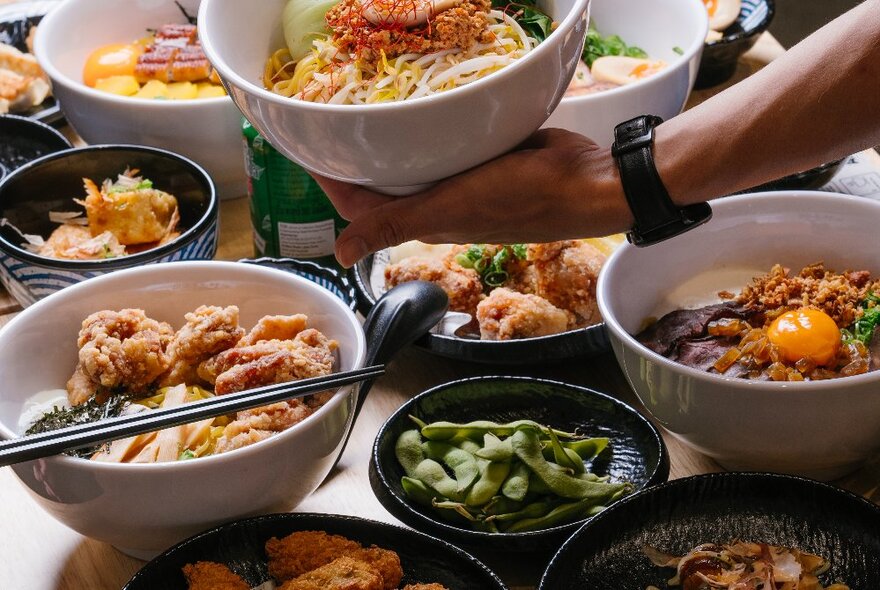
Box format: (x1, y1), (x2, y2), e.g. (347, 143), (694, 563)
(0, 364), (384, 467)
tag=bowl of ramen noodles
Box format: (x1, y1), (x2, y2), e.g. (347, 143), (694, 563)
(543, 0), (708, 147)
(198, 0), (592, 194)
(32, 0), (246, 199)
(0, 260), (366, 558)
(598, 191), (880, 480)
(0, 144), (218, 307)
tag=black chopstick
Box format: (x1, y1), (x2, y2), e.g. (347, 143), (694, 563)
(0, 364), (384, 467)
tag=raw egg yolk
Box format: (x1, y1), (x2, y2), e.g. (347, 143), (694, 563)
(83, 44), (142, 87)
(767, 308), (841, 366)
(704, 0), (718, 17)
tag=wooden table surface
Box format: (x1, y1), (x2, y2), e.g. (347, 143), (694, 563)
(1, 24), (879, 590)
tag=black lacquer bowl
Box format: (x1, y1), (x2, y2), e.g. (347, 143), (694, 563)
(539, 472), (880, 589)
(370, 376), (669, 553)
(125, 513), (507, 589)
(353, 254), (610, 365)
(0, 114), (71, 184)
(696, 0), (775, 89)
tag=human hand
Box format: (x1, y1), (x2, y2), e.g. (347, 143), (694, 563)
(314, 128), (633, 267)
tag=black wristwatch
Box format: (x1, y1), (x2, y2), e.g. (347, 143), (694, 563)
(611, 115), (712, 247)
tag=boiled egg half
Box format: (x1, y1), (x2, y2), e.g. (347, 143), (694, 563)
(704, 0), (742, 32)
(767, 308), (841, 367)
(591, 56), (668, 86)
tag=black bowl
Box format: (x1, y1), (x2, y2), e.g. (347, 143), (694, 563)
(370, 376), (669, 553)
(124, 513), (508, 590)
(539, 472), (880, 589)
(696, 0), (775, 89)
(0, 144), (218, 307)
(0, 0), (63, 125)
(0, 114), (71, 184)
(353, 253), (610, 364)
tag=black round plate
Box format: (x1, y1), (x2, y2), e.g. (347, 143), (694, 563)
(539, 472), (880, 589)
(0, 1), (64, 125)
(125, 512), (507, 590)
(370, 376), (669, 553)
(352, 254), (610, 365)
(0, 114), (71, 184)
(696, 0), (775, 89)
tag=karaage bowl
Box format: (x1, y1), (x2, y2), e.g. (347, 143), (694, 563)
(0, 261), (366, 558)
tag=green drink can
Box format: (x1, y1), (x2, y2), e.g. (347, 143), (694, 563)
(242, 119), (345, 266)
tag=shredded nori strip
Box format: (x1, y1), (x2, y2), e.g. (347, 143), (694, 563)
(25, 394), (132, 458)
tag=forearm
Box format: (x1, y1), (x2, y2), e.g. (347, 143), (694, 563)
(655, 0), (880, 204)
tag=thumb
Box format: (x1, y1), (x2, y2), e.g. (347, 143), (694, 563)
(334, 199), (423, 267)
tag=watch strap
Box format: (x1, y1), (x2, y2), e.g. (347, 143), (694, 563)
(612, 115), (712, 247)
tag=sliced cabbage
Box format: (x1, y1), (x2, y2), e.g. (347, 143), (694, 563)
(283, 0), (338, 63)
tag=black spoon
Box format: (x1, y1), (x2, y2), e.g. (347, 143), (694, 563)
(331, 280), (449, 468)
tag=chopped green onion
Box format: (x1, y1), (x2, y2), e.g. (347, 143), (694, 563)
(673, 46), (684, 55)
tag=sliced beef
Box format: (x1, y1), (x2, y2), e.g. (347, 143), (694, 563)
(637, 302), (751, 357)
(672, 337), (752, 378)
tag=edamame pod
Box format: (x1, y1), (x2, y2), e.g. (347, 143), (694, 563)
(422, 440), (479, 492)
(511, 429), (630, 501)
(504, 498), (606, 533)
(475, 433), (514, 461)
(395, 429), (425, 477)
(420, 419), (578, 441)
(500, 461), (530, 501)
(413, 458), (465, 502)
(466, 459), (511, 507)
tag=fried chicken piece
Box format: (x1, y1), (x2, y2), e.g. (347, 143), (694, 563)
(72, 309), (174, 402)
(182, 561), (249, 590)
(385, 256), (483, 315)
(476, 288), (571, 340)
(66, 364), (97, 406)
(267, 531), (363, 582)
(350, 546), (402, 590)
(159, 305), (245, 387)
(214, 400), (313, 454)
(237, 314), (309, 346)
(212, 328), (337, 395)
(402, 585), (449, 590)
(529, 240), (606, 327)
(279, 557), (384, 590)
(38, 225), (126, 260)
(208, 326), (338, 453)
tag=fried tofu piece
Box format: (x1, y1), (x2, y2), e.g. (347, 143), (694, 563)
(266, 531), (362, 582)
(476, 288), (571, 340)
(279, 557), (383, 590)
(78, 176), (178, 246)
(182, 561), (249, 590)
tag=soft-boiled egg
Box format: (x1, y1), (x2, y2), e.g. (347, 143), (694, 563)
(83, 43), (143, 87)
(590, 56), (668, 86)
(704, 0), (742, 32)
(767, 308), (841, 367)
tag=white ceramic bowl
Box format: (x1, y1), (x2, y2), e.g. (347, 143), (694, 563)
(544, 0), (708, 146)
(33, 0), (247, 199)
(0, 261), (366, 558)
(199, 0), (591, 194)
(598, 191), (880, 481)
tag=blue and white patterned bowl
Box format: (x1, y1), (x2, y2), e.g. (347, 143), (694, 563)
(696, 0), (775, 88)
(0, 144), (218, 307)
